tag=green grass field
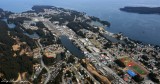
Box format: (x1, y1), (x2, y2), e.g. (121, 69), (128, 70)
(131, 66), (147, 75)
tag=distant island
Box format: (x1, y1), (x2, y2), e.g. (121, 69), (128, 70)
(120, 6), (160, 15)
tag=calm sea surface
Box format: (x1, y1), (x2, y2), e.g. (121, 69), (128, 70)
(0, 0), (160, 45)
(60, 35), (85, 59)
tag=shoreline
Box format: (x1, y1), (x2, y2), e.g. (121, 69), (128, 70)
(0, 5), (160, 83)
(0, 5), (159, 48)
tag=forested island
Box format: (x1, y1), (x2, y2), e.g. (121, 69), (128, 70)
(120, 6), (160, 15)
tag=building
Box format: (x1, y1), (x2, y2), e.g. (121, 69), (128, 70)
(127, 70), (136, 77)
(141, 80), (154, 84)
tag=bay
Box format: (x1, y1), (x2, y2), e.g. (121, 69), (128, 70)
(60, 35), (85, 59)
(0, 0), (160, 45)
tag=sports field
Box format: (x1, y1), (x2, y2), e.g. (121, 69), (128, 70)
(119, 57), (148, 76)
(120, 57), (134, 66)
(131, 66), (147, 75)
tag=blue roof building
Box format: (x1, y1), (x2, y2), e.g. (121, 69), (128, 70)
(127, 70), (136, 77)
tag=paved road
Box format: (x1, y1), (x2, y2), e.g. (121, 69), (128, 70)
(79, 65), (100, 84)
(37, 40), (51, 84)
(43, 21), (62, 37)
(88, 53), (127, 84)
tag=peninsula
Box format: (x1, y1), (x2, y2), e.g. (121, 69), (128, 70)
(0, 5), (160, 84)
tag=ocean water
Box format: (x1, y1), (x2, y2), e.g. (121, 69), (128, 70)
(0, 0), (160, 45)
(60, 35), (85, 59)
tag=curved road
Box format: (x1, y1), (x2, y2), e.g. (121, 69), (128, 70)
(37, 40), (51, 84)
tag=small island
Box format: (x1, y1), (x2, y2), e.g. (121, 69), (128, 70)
(120, 6), (160, 15)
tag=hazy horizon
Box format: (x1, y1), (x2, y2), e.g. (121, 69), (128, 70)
(0, 0), (160, 45)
